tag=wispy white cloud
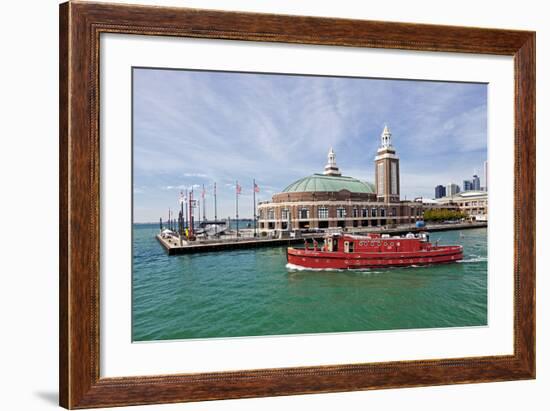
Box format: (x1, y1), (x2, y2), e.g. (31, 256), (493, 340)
(183, 172), (208, 178)
(162, 184), (201, 191)
(133, 69), (487, 222)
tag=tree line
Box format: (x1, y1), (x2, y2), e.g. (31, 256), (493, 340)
(423, 208), (467, 222)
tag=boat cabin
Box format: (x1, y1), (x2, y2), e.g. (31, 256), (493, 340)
(325, 232), (433, 253)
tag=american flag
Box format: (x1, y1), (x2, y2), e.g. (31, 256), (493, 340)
(236, 182), (242, 195)
(254, 182), (260, 193)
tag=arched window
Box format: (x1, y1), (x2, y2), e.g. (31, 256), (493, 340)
(336, 207), (347, 218)
(281, 209), (289, 220)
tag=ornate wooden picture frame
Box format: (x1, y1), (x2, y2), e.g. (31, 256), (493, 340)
(59, 1), (535, 408)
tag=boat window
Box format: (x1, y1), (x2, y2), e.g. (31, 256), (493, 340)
(333, 239), (338, 252)
(348, 241), (354, 252)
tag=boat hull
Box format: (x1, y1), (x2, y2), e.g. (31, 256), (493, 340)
(287, 246), (463, 270)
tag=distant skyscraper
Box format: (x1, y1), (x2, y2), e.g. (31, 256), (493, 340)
(483, 161), (488, 191)
(472, 174), (481, 191)
(435, 185), (446, 199)
(447, 183), (460, 197)
(463, 180), (473, 192)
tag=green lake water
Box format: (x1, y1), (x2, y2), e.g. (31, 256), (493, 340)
(132, 225), (487, 341)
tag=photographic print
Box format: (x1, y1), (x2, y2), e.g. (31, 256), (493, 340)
(132, 68), (488, 342)
(59, 5), (535, 406)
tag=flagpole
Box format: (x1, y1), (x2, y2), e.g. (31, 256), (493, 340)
(253, 178), (257, 237)
(202, 184), (206, 224)
(236, 180), (239, 238)
(184, 189), (188, 236)
(214, 182), (218, 236)
(189, 189), (194, 238)
(180, 191), (184, 236)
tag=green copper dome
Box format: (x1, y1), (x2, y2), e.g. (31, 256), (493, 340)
(282, 174), (376, 194)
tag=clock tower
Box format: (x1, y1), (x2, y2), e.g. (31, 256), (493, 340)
(375, 125), (400, 203)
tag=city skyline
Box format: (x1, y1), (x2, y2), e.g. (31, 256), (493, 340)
(133, 68), (487, 222)
(434, 164), (487, 199)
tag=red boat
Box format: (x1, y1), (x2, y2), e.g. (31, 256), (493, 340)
(287, 232), (463, 270)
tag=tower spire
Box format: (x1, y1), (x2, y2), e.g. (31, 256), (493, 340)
(380, 124), (393, 150)
(323, 147), (341, 176)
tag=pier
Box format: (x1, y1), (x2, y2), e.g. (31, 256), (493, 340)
(157, 234), (323, 255)
(156, 221), (487, 255)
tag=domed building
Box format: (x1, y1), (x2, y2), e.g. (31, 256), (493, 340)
(258, 126), (425, 233)
(281, 173), (376, 196)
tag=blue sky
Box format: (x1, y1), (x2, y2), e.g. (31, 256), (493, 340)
(133, 68), (487, 223)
